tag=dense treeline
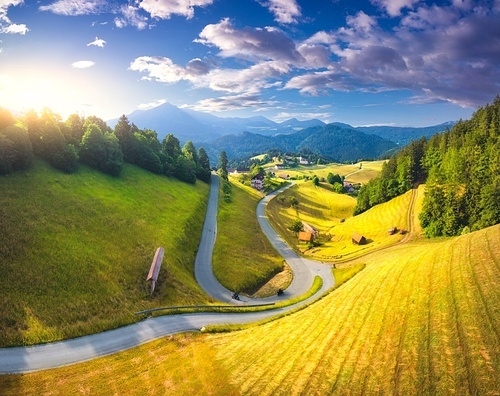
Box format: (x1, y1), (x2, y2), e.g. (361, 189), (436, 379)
(0, 109), (211, 184)
(354, 97), (500, 236)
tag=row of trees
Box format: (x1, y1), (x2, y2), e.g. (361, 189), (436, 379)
(0, 109), (211, 184)
(354, 97), (499, 236)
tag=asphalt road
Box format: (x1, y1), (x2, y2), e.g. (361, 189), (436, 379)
(0, 175), (334, 374)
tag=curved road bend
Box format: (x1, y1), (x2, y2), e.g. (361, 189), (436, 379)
(195, 175), (334, 304)
(0, 176), (333, 374)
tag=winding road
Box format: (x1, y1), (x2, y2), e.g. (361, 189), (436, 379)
(0, 175), (334, 374)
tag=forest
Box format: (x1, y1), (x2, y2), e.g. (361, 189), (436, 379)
(0, 109), (211, 184)
(354, 97), (500, 237)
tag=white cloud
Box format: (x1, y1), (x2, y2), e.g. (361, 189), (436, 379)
(138, 98), (167, 110)
(1, 23), (28, 34)
(261, 0), (301, 24)
(196, 18), (305, 63)
(199, 61), (290, 93)
(129, 56), (210, 83)
(114, 4), (148, 30)
(72, 60), (95, 68)
(0, 0), (21, 22)
(370, 0), (419, 17)
(138, 0), (213, 20)
(1, 0), (29, 35)
(87, 36), (106, 47)
(39, 0), (108, 16)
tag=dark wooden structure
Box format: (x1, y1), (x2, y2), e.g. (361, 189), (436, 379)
(147, 247), (165, 295)
(351, 232), (367, 245)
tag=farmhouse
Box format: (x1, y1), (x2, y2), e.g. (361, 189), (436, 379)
(298, 231), (313, 242)
(351, 232), (367, 245)
(251, 174), (265, 190)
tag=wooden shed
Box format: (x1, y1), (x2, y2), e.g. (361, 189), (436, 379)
(351, 232), (367, 245)
(298, 231), (313, 242)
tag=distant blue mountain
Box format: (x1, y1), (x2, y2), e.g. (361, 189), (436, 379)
(107, 102), (325, 142)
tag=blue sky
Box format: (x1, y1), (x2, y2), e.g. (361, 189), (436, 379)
(1, 0), (499, 126)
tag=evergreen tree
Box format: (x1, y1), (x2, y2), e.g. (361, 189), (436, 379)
(197, 147), (212, 183)
(219, 150), (228, 180)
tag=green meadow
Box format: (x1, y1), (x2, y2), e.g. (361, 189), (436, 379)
(212, 176), (285, 296)
(3, 224), (497, 395)
(0, 161), (210, 346)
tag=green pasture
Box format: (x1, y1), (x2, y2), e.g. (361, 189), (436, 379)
(0, 161), (210, 346)
(212, 176), (285, 295)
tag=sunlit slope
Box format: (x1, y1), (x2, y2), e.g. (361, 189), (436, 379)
(274, 161), (384, 182)
(0, 161), (209, 346)
(211, 224), (499, 395)
(267, 182), (413, 260)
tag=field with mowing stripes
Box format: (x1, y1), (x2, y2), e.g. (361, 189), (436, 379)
(270, 161), (385, 182)
(209, 224), (499, 395)
(2, 225), (497, 395)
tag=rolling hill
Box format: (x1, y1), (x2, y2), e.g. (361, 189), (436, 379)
(201, 123), (398, 163)
(0, 161), (210, 347)
(107, 103), (453, 162)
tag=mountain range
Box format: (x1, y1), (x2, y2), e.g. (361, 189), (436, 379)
(108, 102), (325, 142)
(108, 103), (454, 163)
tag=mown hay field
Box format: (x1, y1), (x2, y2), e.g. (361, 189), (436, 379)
(3, 225), (498, 395)
(271, 160), (385, 183)
(213, 176), (284, 295)
(267, 180), (414, 261)
(0, 161), (210, 346)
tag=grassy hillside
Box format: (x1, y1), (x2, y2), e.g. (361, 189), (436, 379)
(0, 161), (210, 346)
(267, 180), (413, 261)
(3, 225), (498, 395)
(212, 177), (285, 295)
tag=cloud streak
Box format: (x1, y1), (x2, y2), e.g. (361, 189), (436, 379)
(72, 60), (95, 68)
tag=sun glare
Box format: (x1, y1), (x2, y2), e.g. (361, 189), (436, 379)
(0, 73), (90, 119)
